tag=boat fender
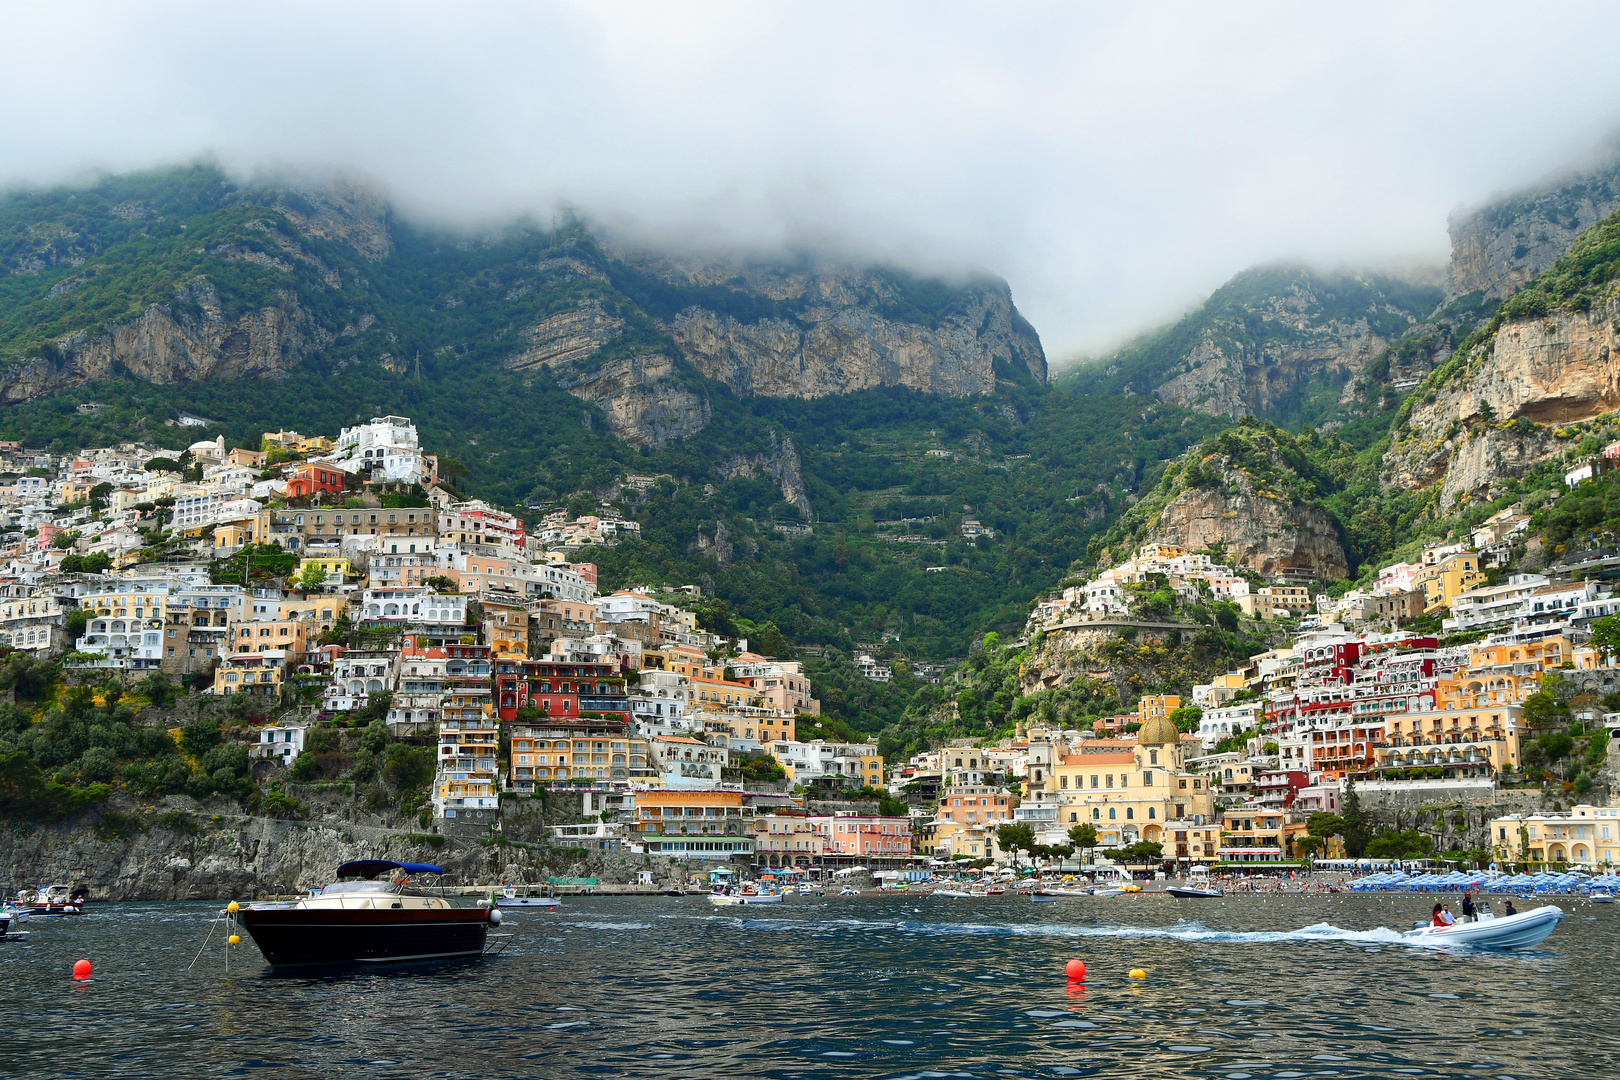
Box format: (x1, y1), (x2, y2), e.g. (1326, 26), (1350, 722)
(489, 908), (502, 926)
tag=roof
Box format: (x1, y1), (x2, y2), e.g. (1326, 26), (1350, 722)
(1058, 752), (1137, 766)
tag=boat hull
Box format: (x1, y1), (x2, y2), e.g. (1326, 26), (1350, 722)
(1400, 905), (1564, 949)
(708, 893), (782, 906)
(1166, 887), (1224, 899)
(239, 906), (491, 968)
(500, 897), (561, 908)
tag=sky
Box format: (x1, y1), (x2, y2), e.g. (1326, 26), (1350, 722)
(5, 2), (1620, 365)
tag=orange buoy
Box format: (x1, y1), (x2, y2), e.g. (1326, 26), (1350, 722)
(72, 958), (92, 979)
(1065, 958), (1085, 981)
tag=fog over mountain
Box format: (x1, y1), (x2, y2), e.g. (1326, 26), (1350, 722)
(6, 2), (1620, 360)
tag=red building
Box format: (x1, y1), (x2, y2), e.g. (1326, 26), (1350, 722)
(494, 658), (629, 722)
(287, 463), (348, 499)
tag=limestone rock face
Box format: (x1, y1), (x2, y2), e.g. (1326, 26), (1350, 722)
(618, 252), (1047, 396)
(1447, 151), (1620, 300)
(1384, 293), (1620, 502)
(1149, 484), (1349, 580)
(506, 302), (625, 371)
(0, 276), (317, 403)
(1155, 313), (1394, 419)
(669, 287), (1043, 398)
(552, 353), (710, 449)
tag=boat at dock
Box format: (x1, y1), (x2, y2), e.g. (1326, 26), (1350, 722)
(236, 860), (500, 969)
(1400, 905), (1564, 949)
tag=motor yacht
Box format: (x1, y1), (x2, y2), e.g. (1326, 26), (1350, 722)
(236, 860), (499, 968)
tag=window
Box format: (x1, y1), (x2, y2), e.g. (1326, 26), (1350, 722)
(1108, 808), (1116, 820)
(1092, 808), (1100, 820)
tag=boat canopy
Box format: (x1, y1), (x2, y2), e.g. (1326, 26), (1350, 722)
(334, 860), (446, 879)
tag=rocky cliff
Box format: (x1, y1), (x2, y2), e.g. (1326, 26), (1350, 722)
(0, 166), (1050, 453)
(1383, 293), (1620, 503)
(0, 790), (649, 901)
(1148, 479), (1349, 580)
(1447, 147), (1620, 300)
(1073, 265), (1443, 426)
(0, 277), (322, 404)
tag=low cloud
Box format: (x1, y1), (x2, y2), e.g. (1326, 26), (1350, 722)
(3, 2), (1619, 361)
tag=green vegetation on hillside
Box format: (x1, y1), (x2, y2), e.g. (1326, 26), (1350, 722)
(1057, 265), (1445, 430)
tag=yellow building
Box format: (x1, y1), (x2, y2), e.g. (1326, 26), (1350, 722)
(1414, 550), (1485, 613)
(211, 651), (288, 696)
(296, 435), (333, 454)
(1491, 804), (1620, 867)
(231, 618), (314, 662)
(61, 480), (96, 506)
(1437, 638), (1568, 710)
(215, 524), (253, 551)
(296, 556), (351, 583)
(1052, 720), (1215, 850)
(1138, 694), (1181, 724)
(1377, 705), (1521, 777)
(261, 430), (303, 452)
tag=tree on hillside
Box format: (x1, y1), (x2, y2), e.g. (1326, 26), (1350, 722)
(1067, 822), (1099, 864)
(297, 561), (329, 592)
(1592, 615), (1620, 660)
(1169, 704), (1203, 732)
(996, 822), (1036, 867)
(1341, 777), (1371, 858)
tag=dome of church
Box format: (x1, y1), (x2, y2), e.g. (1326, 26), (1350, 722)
(1138, 714), (1179, 746)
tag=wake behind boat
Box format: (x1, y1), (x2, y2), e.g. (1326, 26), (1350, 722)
(1400, 905), (1564, 949)
(236, 860), (499, 969)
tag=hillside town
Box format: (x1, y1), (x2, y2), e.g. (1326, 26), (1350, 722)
(2, 415), (1619, 881)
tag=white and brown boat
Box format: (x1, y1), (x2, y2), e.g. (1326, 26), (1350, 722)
(237, 860), (500, 969)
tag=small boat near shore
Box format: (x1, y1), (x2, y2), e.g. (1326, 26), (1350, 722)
(236, 860), (500, 969)
(708, 888), (783, 906)
(1589, 889), (1615, 904)
(1166, 886), (1225, 899)
(499, 885), (561, 909)
(1400, 905), (1564, 949)
(14, 885), (85, 916)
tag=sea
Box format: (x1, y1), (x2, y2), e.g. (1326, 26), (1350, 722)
(3, 892), (1612, 1079)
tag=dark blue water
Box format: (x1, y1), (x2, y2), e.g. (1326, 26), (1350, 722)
(3, 893), (1612, 1078)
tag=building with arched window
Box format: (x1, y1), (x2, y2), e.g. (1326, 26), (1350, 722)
(1051, 719), (1215, 863)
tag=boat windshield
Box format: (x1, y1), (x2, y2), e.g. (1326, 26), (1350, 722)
(319, 880), (404, 896)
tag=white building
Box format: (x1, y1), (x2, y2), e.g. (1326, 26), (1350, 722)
(358, 587), (468, 626)
(253, 722), (307, 763)
(337, 416), (424, 482)
(648, 734), (729, 787)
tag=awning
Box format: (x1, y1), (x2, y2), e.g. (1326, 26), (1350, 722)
(335, 860), (445, 879)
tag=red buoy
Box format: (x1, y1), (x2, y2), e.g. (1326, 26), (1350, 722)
(1065, 958), (1085, 982)
(72, 958), (92, 979)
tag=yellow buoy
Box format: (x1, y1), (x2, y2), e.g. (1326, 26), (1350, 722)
(1128, 968), (1147, 979)
(228, 934), (241, 945)
(227, 901), (240, 913)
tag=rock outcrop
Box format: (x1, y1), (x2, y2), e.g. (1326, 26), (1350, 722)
(1079, 265), (1442, 424)
(618, 252), (1047, 396)
(1148, 483), (1349, 580)
(1447, 148), (1620, 300)
(551, 352), (710, 449)
(668, 283), (1044, 398)
(1383, 293), (1620, 503)
(0, 277), (320, 403)
(716, 430), (813, 519)
(506, 302), (626, 371)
